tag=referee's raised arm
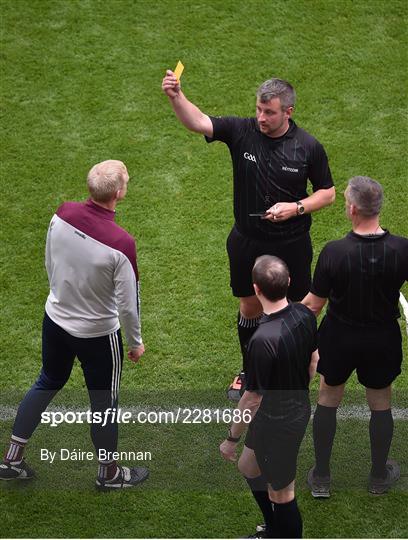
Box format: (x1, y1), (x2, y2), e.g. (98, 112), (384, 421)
(162, 69), (213, 137)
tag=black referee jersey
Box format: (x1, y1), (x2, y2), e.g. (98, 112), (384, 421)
(246, 303), (317, 423)
(311, 230), (408, 327)
(205, 117), (333, 241)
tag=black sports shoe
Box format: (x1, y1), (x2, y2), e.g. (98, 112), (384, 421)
(369, 459), (400, 495)
(96, 465), (149, 491)
(0, 460), (35, 480)
(307, 466), (331, 498)
(227, 371), (246, 402)
(246, 525), (268, 539)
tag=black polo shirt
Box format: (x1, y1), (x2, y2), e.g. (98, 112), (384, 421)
(206, 117), (333, 241)
(246, 303), (317, 422)
(311, 230), (408, 327)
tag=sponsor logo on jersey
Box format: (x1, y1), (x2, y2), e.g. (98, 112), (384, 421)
(244, 152), (257, 163)
(74, 230), (87, 240)
(281, 165), (299, 173)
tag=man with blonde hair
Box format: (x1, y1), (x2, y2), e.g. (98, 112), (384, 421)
(0, 160), (148, 490)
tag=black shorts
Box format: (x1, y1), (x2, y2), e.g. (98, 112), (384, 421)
(226, 225), (312, 299)
(317, 316), (403, 388)
(245, 408), (310, 490)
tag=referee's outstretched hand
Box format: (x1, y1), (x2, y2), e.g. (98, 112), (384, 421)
(220, 439), (238, 463)
(128, 344), (145, 363)
(162, 70), (181, 99)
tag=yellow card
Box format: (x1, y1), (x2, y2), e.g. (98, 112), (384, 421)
(174, 60), (184, 81)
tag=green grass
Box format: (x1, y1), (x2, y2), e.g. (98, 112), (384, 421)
(0, 0), (407, 537)
(1, 414), (407, 538)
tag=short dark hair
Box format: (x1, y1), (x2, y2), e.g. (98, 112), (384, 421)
(347, 176), (383, 217)
(252, 255), (289, 301)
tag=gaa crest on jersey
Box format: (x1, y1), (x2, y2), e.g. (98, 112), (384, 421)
(243, 152), (257, 163)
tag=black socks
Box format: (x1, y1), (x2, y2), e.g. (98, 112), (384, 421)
(237, 312), (261, 372)
(245, 475), (274, 535)
(313, 403), (337, 477)
(273, 498), (303, 538)
(369, 409), (393, 478)
(313, 404), (394, 479)
(245, 476), (303, 538)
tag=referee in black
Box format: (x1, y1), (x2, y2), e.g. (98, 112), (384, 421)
(220, 255), (318, 538)
(162, 71), (335, 399)
(303, 176), (408, 497)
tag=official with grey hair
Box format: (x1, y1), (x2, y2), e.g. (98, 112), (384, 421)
(162, 72), (335, 400)
(303, 176), (408, 497)
(0, 160), (149, 490)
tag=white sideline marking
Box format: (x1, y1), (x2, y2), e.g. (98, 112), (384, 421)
(0, 404), (407, 421)
(1, 298), (406, 423)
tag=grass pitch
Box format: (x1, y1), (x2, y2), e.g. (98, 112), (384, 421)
(1, 0), (407, 537)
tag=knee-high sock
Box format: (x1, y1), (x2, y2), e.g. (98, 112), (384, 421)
(369, 409), (394, 478)
(237, 312), (261, 372)
(313, 403), (337, 477)
(245, 475), (274, 536)
(273, 498), (302, 539)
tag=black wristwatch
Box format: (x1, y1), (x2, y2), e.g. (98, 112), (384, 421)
(227, 428), (241, 443)
(295, 201), (305, 215)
